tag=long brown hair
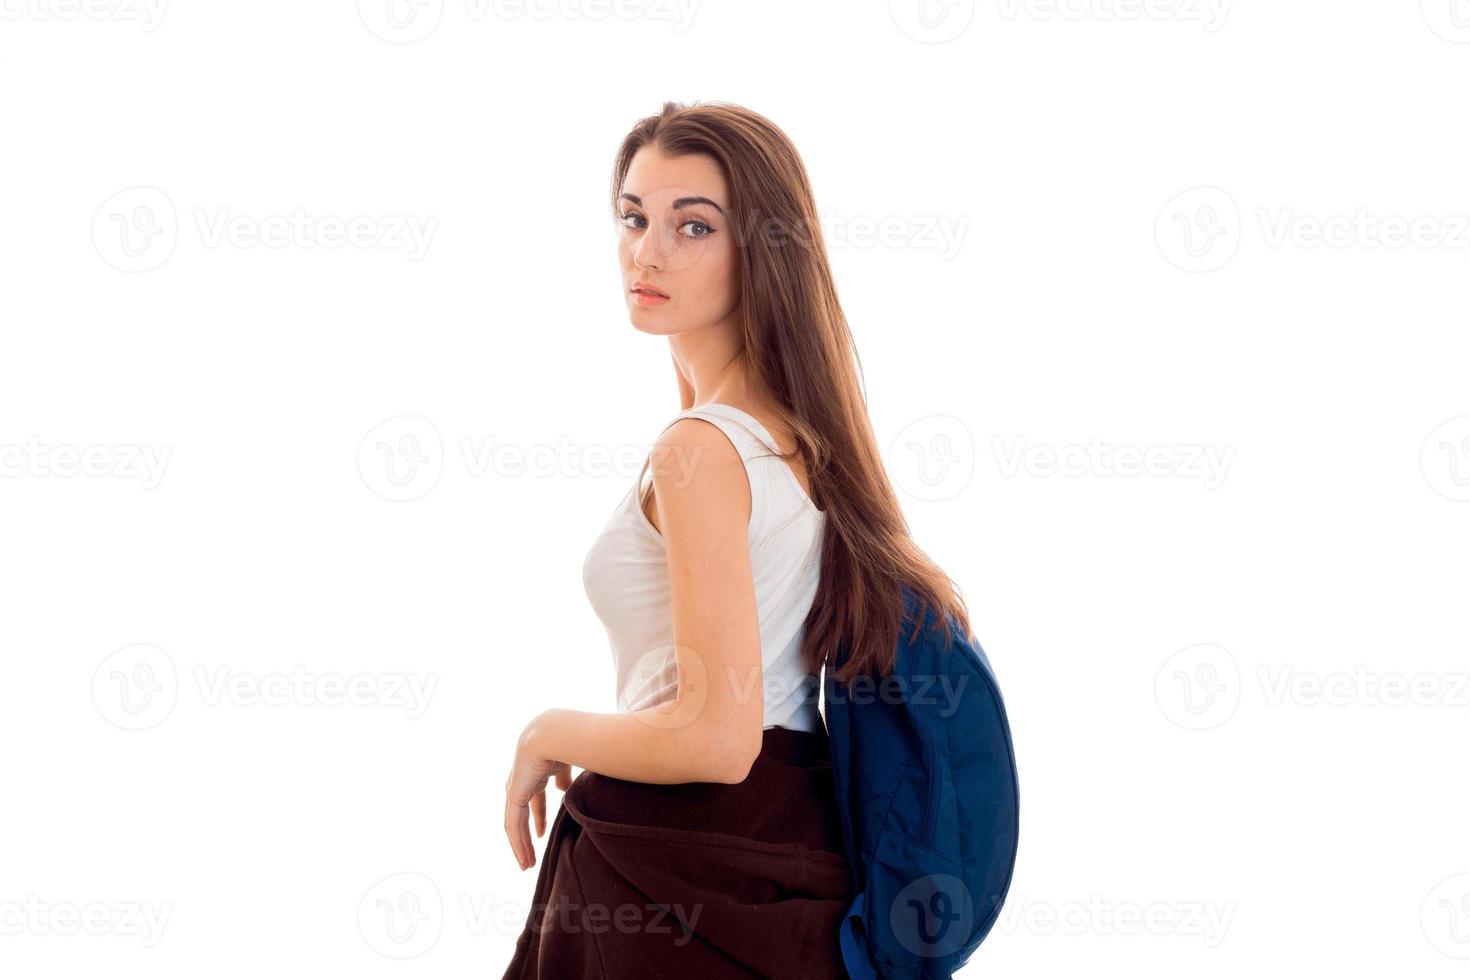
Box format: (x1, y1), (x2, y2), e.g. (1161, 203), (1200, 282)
(611, 100), (971, 686)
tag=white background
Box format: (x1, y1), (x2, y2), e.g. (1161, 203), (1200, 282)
(2, 1), (1468, 976)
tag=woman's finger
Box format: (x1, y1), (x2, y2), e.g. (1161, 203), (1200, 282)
(505, 803), (520, 868)
(518, 809), (534, 869)
(531, 786), (546, 838)
(506, 796), (530, 869)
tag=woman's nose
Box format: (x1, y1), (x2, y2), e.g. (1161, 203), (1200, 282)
(631, 214), (673, 269)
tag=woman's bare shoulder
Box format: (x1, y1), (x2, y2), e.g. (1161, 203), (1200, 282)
(644, 416), (751, 535)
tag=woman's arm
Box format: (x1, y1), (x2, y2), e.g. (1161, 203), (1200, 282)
(523, 698), (749, 786)
(505, 416), (768, 865)
(532, 416), (765, 783)
(505, 417), (764, 863)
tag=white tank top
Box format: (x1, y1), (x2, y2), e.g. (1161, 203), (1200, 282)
(581, 402), (826, 734)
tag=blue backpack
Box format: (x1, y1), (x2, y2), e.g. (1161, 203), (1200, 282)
(823, 587), (1020, 979)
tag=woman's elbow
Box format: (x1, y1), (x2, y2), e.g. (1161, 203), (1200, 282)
(703, 726), (763, 784)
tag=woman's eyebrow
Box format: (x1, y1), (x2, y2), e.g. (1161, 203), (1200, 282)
(619, 192), (725, 214)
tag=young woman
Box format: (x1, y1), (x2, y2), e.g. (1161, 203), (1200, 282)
(501, 100), (971, 979)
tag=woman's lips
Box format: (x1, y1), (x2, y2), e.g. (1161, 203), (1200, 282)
(632, 288), (669, 307)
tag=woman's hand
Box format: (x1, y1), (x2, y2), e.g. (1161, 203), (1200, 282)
(504, 711), (573, 870)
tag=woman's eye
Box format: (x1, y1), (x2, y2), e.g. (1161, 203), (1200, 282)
(617, 212), (712, 239)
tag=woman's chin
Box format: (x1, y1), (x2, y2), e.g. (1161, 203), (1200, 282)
(627, 309), (678, 335)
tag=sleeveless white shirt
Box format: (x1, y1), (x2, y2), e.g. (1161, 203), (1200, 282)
(581, 402), (826, 733)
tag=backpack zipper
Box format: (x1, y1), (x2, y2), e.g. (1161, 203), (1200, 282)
(921, 739), (940, 848)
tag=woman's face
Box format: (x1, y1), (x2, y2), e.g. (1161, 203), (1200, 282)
(617, 146), (738, 337)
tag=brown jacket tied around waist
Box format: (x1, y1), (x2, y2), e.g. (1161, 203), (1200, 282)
(502, 725), (855, 979)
